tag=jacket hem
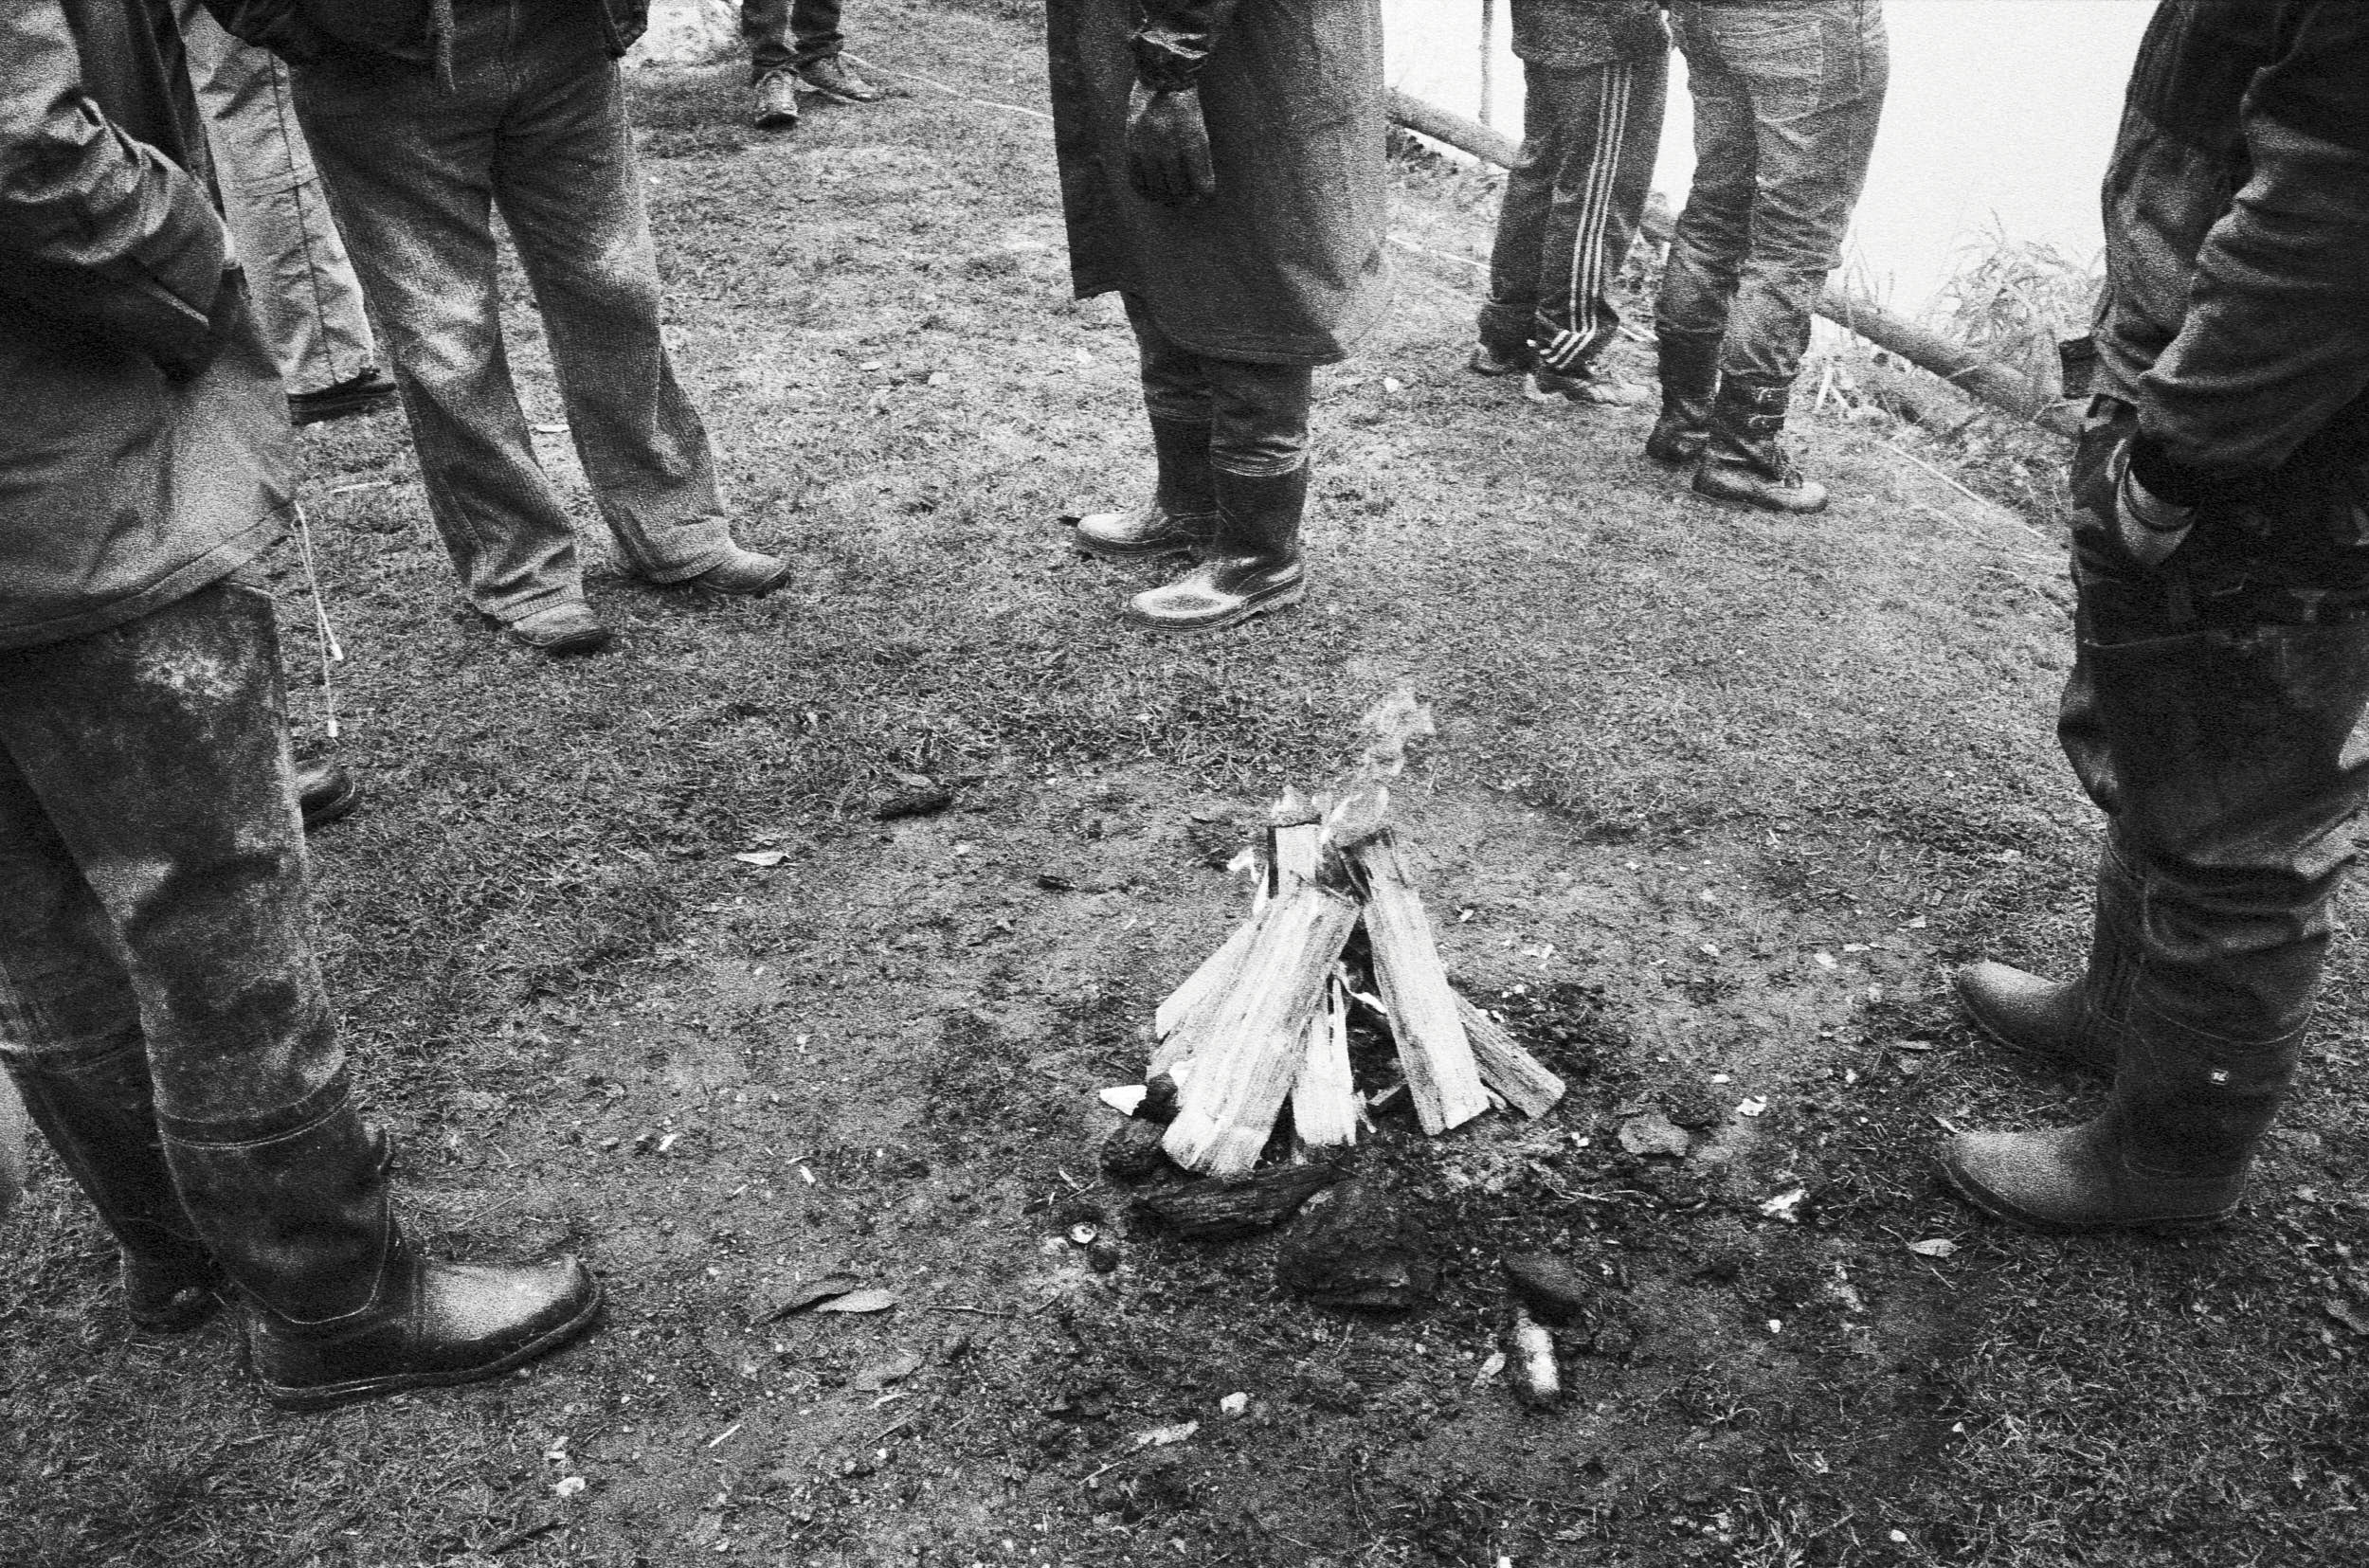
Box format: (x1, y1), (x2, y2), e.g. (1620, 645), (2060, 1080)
(0, 510), (285, 654)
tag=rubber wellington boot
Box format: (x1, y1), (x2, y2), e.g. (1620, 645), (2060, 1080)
(1643, 328), (1721, 466)
(1939, 1017), (2301, 1232)
(1124, 463), (1308, 633)
(5, 1045), (222, 1332)
(1076, 417), (1221, 562)
(1952, 853), (2143, 1079)
(1693, 375), (1829, 514)
(163, 1075), (601, 1409)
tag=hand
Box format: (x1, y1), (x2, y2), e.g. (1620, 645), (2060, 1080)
(1127, 82), (1216, 206)
(2108, 436), (2197, 568)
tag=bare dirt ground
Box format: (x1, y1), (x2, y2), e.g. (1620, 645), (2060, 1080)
(6, 4), (2369, 1565)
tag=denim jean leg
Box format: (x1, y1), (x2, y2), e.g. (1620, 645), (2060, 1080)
(497, 51), (732, 585)
(743, 0), (795, 80)
(1203, 361), (1311, 479)
(1655, 33), (1755, 346)
(0, 581), (340, 1128)
(293, 54), (589, 623)
(791, 0), (845, 68)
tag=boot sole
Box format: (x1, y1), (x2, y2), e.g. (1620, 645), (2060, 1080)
(1936, 1154), (2236, 1235)
(1075, 537), (1202, 564)
(256, 1282), (605, 1411)
(1126, 582), (1307, 635)
(299, 776), (362, 833)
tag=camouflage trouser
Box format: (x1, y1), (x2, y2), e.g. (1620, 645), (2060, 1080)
(0, 574), (338, 1128)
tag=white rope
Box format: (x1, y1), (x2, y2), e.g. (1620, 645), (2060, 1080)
(291, 501), (345, 740)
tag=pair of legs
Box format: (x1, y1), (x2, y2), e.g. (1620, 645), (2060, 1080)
(1476, 53), (1668, 405)
(743, 0), (881, 125)
(0, 577), (595, 1403)
(291, 1), (781, 643)
(1945, 415), (2369, 1229)
(1076, 298), (1314, 634)
(173, 0), (388, 416)
(1650, 0), (1886, 511)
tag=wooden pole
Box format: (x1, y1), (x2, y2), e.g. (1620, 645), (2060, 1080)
(1383, 86), (2080, 441)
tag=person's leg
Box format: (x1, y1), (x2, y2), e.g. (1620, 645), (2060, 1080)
(1651, 6), (1754, 461)
(1077, 297), (1221, 561)
(1125, 354), (1312, 634)
(1475, 62), (1570, 373)
(1692, 0), (1887, 512)
(292, 53), (595, 630)
(743, 0), (802, 127)
(496, 43), (783, 591)
(176, 0), (384, 406)
(1944, 506), (2369, 1230)
(1526, 54), (1668, 406)
(0, 578), (599, 1400)
(0, 752), (220, 1331)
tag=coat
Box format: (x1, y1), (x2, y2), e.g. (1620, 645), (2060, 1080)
(0, 0), (290, 650)
(1047, 0), (1389, 366)
(200, 0), (649, 71)
(2090, 0), (2369, 579)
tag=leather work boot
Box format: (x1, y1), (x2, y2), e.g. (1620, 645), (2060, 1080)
(507, 603), (612, 657)
(1939, 1018), (2301, 1233)
(752, 71), (800, 130)
(1076, 417), (1220, 562)
(678, 544), (794, 597)
(1125, 463), (1308, 633)
(5, 1045), (222, 1333)
(296, 759), (360, 833)
(1526, 362), (1646, 407)
(1693, 375), (1829, 514)
(1466, 340), (1531, 378)
(289, 369), (399, 428)
(797, 55), (886, 104)
(1644, 328), (1721, 466)
(163, 1076), (601, 1409)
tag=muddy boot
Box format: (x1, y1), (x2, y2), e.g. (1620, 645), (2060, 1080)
(1953, 852), (2142, 1079)
(1124, 463), (1308, 634)
(1643, 328), (1721, 466)
(1693, 375), (1829, 514)
(1940, 1017), (2301, 1232)
(163, 1075), (602, 1409)
(5, 1044), (222, 1332)
(1076, 417), (1221, 562)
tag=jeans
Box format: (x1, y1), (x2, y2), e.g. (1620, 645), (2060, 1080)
(1656, 0), (1887, 386)
(1125, 297), (1311, 478)
(744, 0), (844, 80)
(175, 0), (379, 398)
(2056, 415), (2369, 1054)
(0, 576), (337, 1129)
(293, 0), (733, 622)
(1480, 54), (1669, 372)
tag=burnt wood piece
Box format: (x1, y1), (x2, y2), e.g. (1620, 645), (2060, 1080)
(1100, 1117), (1172, 1182)
(1353, 835), (1489, 1136)
(1455, 994), (1566, 1118)
(1503, 1251), (1598, 1327)
(1275, 1179), (1436, 1310)
(1162, 880), (1361, 1175)
(1130, 1158), (1350, 1241)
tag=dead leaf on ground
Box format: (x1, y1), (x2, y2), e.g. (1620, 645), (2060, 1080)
(754, 1272), (864, 1322)
(814, 1288), (899, 1315)
(1758, 1186), (1809, 1223)
(852, 1351), (925, 1391)
(732, 851), (791, 868)
(1906, 1238), (1959, 1259)
(2324, 1299), (2369, 1337)
(1130, 1420), (1199, 1450)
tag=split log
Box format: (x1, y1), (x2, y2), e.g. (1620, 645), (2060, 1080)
(1455, 994), (1565, 1118)
(1266, 821), (1322, 901)
(1275, 1180), (1436, 1310)
(1130, 1158), (1349, 1240)
(1353, 837), (1490, 1136)
(1289, 977), (1358, 1149)
(1152, 918), (1257, 1058)
(1162, 880), (1362, 1175)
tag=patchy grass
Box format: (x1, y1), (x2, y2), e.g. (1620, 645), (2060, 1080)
(6, 4), (2368, 1565)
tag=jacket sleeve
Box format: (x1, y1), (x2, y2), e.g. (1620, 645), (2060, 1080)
(1132, 0), (1247, 91)
(0, 0), (232, 369)
(2135, 5), (2369, 494)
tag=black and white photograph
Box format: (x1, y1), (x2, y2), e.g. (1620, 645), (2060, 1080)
(4, 0), (2365, 1562)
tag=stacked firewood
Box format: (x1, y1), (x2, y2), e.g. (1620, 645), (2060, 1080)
(1136, 694), (1565, 1178)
